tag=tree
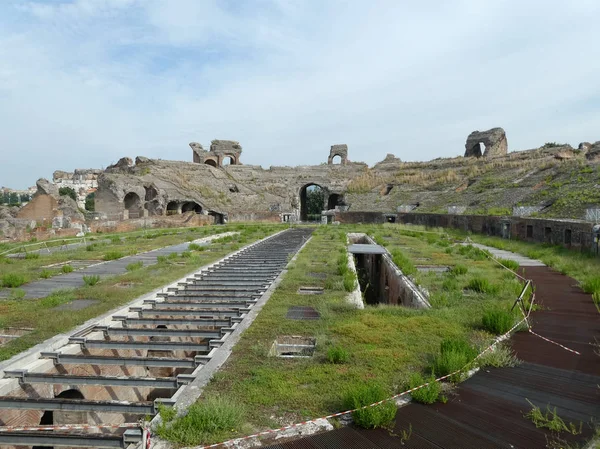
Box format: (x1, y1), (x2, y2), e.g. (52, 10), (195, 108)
(20, 193), (31, 203)
(306, 186), (324, 216)
(85, 192), (95, 212)
(8, 192), (19, 204)
(58, 187), (77, 201)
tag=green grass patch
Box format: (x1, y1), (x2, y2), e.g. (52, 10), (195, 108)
(326, 346), (350, 364)
(156, 396), (246, 445)
(581, 276), (600, 295)
(82, 275), (101, 286)
(466, 277), (499, 294)
(39, 269), (52, 279)
(450, 264), (468, 276)
(61, 264), (74, 273)
(476, 344), (519, 368)
(103, 251), (124, 261)
(391, 249), (417, 275)
(432, 337), (478, 378)
(2, 273), (27, 288)
(126, 261), (144, 271)
(498, 258), (520, 272)
(408, 372), (440, 404)
(24, 252), (40, 260)
(482, 308), (515, 334)
(343, 383), (397, 429)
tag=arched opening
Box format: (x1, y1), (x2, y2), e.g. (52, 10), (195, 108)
(181, 202), (202, 214)
(300, 184), (325, 222)
(205, 159), (218, 168)
(124, 192), (142, 219)
(471, 142), (485, 158)
(209, 211), (225, 224)
(145, 186), (158, 201)
(327, 193), (342, 210)
(331, 155), (342, 165)
(166, 201), (179, 215)
(223, 156), (235, 166)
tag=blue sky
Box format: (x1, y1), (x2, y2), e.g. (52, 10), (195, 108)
(1, 0), (599, 188)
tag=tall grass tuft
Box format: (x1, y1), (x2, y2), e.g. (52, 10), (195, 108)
(408, 373), (440, 404)
(343, 383), (397, 429)
(498, 258), (520, 272)
(83, 275), (101, 286)
(391, 249), (417, 276)
(432, 337), (478, 378)
(466, 277), (499, 294)
(327, 346), (350, 364)
(2, 274), (26, 288)
(103, 251), (124, 261)
(482, 308), (515, 335)
(156, 396), (245, 445)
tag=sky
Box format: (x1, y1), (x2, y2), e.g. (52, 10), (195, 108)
(1, 0), (600, 189)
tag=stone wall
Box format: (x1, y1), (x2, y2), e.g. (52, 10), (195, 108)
(15, 194), (58, 223)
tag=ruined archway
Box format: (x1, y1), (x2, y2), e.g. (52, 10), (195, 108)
(223, 156), (236, 166)
(182, 201), (202, 214)
(327, 193), (343, 210)
(331, 155), (342, 165)
(300, 184), (325, 222)
(124, 192), (142, 219)
(205, 159), (218, 168)
(166, 201), (179, 215)
(209, 211), (225, 224)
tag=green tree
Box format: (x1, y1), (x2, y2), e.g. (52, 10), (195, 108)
(8, 192), (19, 204)
(85, 192), (95, 211)
(58, 187), (77, 201)
(306, 186), (324, 216)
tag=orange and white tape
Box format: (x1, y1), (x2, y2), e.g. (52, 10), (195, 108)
(528, 329), (581, 355)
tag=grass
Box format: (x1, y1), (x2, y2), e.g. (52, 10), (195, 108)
(498, 258), (520, 272)
(408, 373), (440, 404)
(103, 250), (124, 261)
(156, 396), (246, 445)
(450, 264), (468, 276)
(82, 275), (101, 286)
(482, 308), (515, 334)
(39, 269), (52, 279)
(466, 277), (499, 294)
(342, 383), (397, 429)
(476, 344), (519, 368)
(326, 346), (350, 364)
(524, 400), (582, 435)
(200, 224), (519, 439)
(126, 261), (144, 271)
(432, 337), (478, 378)
(581, 276), (600, 295)
(61, 264), (74, 273)
(1, 273), (26, 288)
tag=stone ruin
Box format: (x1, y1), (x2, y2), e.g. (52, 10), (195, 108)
(191, 139), (243, 168)
(464, 127), (508, 158)
(328, 144), (348, 165)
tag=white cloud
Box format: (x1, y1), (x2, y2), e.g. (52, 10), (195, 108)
(1, 0), (599, 188)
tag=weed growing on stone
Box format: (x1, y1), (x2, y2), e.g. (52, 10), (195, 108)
(39, 269), (52, 279)
(524, 400), (582, 435)
(126, 261), (144, 271)
(61, 264), (74, 273)
(82, 275), (101, 286)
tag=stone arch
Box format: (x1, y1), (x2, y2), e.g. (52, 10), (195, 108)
(124, 192), (142, 218)
(300, 183), (326, 221)
(328, 144), (348, 165)
(222, 155), (236, 166)
(181, 201), (202, 214)
(331, 155), (342, 165)
(209, 211), (225, 224)
(205, 159), (218, 168)
(166, 201), (180, 215)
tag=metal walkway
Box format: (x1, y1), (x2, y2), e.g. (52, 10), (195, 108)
(262, 262), (600, 448)
(0, 228), (313, 448)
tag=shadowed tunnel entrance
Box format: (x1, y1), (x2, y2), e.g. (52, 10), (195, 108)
(300, 184), (325, 222)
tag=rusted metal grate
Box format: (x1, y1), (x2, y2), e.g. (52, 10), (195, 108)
(286, 306), (320, 321)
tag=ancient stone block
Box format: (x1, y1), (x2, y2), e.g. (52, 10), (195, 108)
(464, 127), (508, 158)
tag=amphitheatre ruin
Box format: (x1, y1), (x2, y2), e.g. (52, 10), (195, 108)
(0, 127), (598, 449)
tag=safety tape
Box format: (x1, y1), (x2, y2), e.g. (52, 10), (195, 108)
(528, 329), (581, 355)
(193, 316), (529, 449)
(0, 422), (140, 432)
(463, 238), (530, 282)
